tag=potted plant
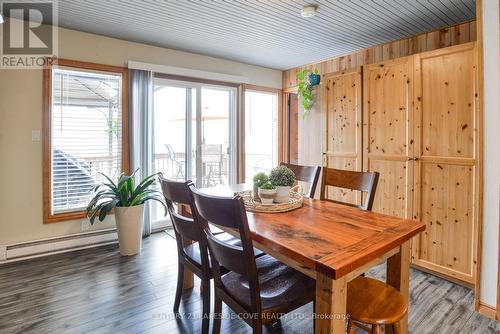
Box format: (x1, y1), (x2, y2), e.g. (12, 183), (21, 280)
(253, 172), (269, 201)
(269, 166), (295, 203)
(258, 182), (277, 205)
(296, 68), (320, 117)
(86, 170), (167, 256)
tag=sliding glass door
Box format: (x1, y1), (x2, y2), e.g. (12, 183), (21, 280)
(151, 78), (237, 224)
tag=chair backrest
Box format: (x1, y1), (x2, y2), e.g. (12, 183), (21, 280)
(320, 167), (380, 211)
(201, 144), (223, 163)
(164, 144), (177, 161)
(159, 176), (202, 244)
(202, 143), (222, 155)
(189, 185), (262, 311)
(280, 162), (321, 198)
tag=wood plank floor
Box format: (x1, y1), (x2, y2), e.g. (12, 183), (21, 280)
(0, 231), (499, 334)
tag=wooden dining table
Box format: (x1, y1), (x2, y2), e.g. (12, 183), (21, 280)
(182, 183), (425, 334)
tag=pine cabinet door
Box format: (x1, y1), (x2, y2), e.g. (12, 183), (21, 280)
(323, 68), (363, 205)
(363, 57), (414, 219)
(411, 42), (479, 283)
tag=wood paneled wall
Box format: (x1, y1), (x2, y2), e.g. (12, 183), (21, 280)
(282, 21), (476, 89)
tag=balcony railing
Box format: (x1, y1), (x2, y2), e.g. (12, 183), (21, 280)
(153, 152), (229, 187)
(80, 152), (271, 187)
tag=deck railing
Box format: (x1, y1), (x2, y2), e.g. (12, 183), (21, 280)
(81, 152), (271, 185)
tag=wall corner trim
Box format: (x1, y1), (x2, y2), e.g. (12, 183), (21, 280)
(478, 302), (497, 320)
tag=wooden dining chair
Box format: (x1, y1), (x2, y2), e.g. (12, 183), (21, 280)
(189, 186), (316, 334)
(346, 276), (407, 334)
(160, 176), (264, 333)
(280, 162), (321, 198)
(320, 168), (408, 334)
(160, 177), (214, 334)
(320, 167), (380, 211)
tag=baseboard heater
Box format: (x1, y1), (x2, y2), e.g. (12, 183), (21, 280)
(0, 229), (118, 264)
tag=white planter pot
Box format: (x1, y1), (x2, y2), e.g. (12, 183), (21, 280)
(258, 188), (277, 205)
(275, 186), (291, 203)
(114, 204), (145, 256)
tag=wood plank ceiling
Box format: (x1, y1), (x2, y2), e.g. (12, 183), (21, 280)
(13, 0), (475, 70)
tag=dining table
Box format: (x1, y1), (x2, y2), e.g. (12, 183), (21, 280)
(181, 183), (426, 334)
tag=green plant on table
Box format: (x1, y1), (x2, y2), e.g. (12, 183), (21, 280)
(86, 169), (167, 224)
(259, 181), (275, 190)
(269, 166), (295, 187)
(253, 172), (269, 187)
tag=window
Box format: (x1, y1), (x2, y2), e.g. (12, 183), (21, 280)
(244, 88), (279, 182)
(43, 59), (128, 223)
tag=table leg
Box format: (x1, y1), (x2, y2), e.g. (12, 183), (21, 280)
(315, 272), (347, 334)
(386, 241), (410, 334)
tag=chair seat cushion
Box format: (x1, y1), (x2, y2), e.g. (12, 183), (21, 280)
(221, 254), (315, 315)
(183, 233), (263, 267)
(347, 276), (407, 324)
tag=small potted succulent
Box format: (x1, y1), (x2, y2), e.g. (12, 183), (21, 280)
(258, 181), (277, 205)
(269, 166), (296, 203)
(253, 172), (269, 201)
(86, 170), (167, 256)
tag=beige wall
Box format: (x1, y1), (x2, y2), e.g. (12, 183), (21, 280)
(0, 22), (282, 245)
(479, 0), (500, 308)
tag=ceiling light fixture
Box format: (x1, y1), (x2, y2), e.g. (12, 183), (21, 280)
(301, 5), (317, 18)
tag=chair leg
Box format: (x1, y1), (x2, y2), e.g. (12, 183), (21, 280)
(372, 324), (381, 334)
(201, 279), (210, 334)
(173, 261), (184, 315)
(213, 295), (222, 334)
(252, 318), (263, 334)
(393, 322), (401, 334)
(347, 319), (355, 334)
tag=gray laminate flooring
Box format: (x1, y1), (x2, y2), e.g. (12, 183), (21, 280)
(0, 231), (498, 334)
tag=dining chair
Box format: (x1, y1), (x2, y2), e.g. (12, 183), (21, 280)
(160, 177), (214, 334)
(346, 276), (407, 334)
(318, 169), (403, 334)
(320, 167), (380, 211)
(201, 143), (224, 187)
(280, 162), (321, 198)
(164, 144), (185, 180)
(189, 186), (316, 334)
(160, 176), (264, 333)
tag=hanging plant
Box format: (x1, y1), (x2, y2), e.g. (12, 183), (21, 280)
(296, 68), (320, 117)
